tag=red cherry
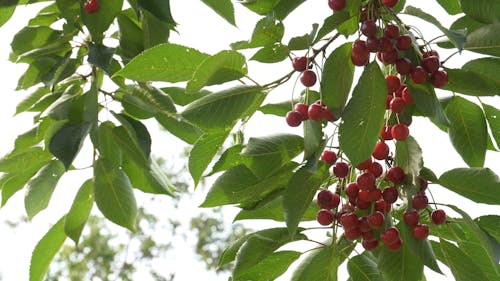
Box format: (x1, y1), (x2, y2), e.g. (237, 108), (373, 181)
(380, 49), (398, 65)
(410, 66), (427, 84)
(358, 190), (371, 202)
(358, 217), (371, 233)
(339, 213), (359, 230)
(401, 87), (414, 104)
(357, 172), (376, 190)
(386, 238), (403, 251)
(385, 95), (393, 109)
(431, 209), (447, 225)
(395, 58), (412, 75)
(320, 150), (338, 165)
(382, 0), (399, 8)
(366, 37), (380, 53)
(382, 187), (398, 203)
(430, 70), (448, 88)
(396, 35), (412, 50)
(345, 228), (362, 240)
(390, 97), (406, 114)
(356, 197), (371, 209)
(362, 238), (379, 251)
(308, 103), (323, 121)
(412, 195), (429, 210)
(422, 56), (440, 73)
(387, 166), (406, 184)
(367, 211), (385, 229)
(333, 162), (350, 178)
(292, 57), (308, 72)
(83, 0), (100, 14)
(317, 189), (334, 209)
(322, 106), (337, 122)
(403, 210), (420, 227)
(362, 230), (377, 242)
(379, 37), (394, 53)
(300, 70), (317, 87)
(419, 177), (428, 191)
(386, 75), (401, 93)
(317, 209), (334, 225)
(328, 0), (346, 11)
(294, 103), (309, 120)
(351, 40), (369, 66)
(381, 125), (393, 140)
(375, 199), (392, 213)
(366, 162), (383, 178)
(413, 224), (430, 240)
(391, 124), (409, 141)
(380, 227), (400, 245)
(372, 142), (389, 160)
(384, 24), (400, 39)
(356, 158), (372, 170)
(285, 111), (302, 127)
(361, 20), (378, 38)
(345, 182), (359, 198)
(423, 50), (440, 59)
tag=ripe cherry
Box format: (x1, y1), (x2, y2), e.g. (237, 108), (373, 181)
(382, 187), (398, 204)
(384, 24), (400, 39)
(333, 162), (350, 178)
(396, 35), (412, 50)
(366, 37), (380, 53)
(345, 228), (362, 240)
(361, 20), (378, 38)
(358, 217), (371, 233)
(317, 189), (334, 209)
(292, 57), (308, 72)
(391, 124), (409, 141)
(381, 227), (400, 245)
(423, 50), (440, 59)
(372, 142), (389, 160)
(386, 238), (402, 251)
(386, 75), (401, 93)
(412, 224), (429, 240)
(367, 211), (385, 229)
(379, 37), (394, 53)
(345, 182), (359, 198)
(339, 213), (359, 230)
(403, 210), (420, 227)
(410, 66), (427, 84)
(401, 87), (414, 104)
(83, 0), (100, 14)
(351, 40), (369, 66)
(362, 239), (379, 251)
(431, 209), (446, 225)
(366, 162), (383, 178)
(356, 158), (372, 170)
(308, 103), (323, 121)
(380, 49), (398, 65)
(356, 197), (371, 209)
(317, 209), (334, 225)
(357, 172), (376, 190)
(430, 70), (448, 88)
(375, 199), (392, 213)
(293, 103), (309, 120)
(395, 57), (412, 75)
(382, 0), (399, 8)
(300, 70), (317, 87)
(387, 166), (406, 184)
(418, 177), (428, 191)
(381, 125), (393, 140)
(320, 150), (337, 165)
(285, 111), (302, 127)
(412, 195), (429, 209)
(328, 0), (346, 11)
(390, 97), (406, 114)
(422, 56), (440, 73)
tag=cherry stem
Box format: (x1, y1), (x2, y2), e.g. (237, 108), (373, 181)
(441, 50), (460, 65)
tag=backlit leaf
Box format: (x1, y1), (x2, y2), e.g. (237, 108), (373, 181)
(64, 179), (93, 244)
(439, 168), (500, 205)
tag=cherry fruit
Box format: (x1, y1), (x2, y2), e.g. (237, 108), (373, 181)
(431, 209), (447, 225)
(292, 57), (308, 72)
(300, 70), (317, 87)
(83, 0), (100, 14)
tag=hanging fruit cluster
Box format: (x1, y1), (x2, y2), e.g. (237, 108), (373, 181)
(284, 0), (450, 252)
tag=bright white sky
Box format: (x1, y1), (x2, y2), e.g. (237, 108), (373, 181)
(0, 1), (499, 280)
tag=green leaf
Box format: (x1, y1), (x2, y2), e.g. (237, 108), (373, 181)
(207, 144), (245, 176)
(291, 243), (346, 281)
(445, 96), (487, 167)
(29, 216), (66, 281)
(162, 86), (210, 106)
(482, 102), (500, 149)
(235, 251), (301, 281)
(284, 164), (328, 236)
(347, 253), (384, 281)
(88, 43), (115, 71)
(395, 135), (423, 176)
(64, 179), (93, 244)
(315, 11), (352, 43)
(187, 50), (247, 93)
(122, 154), (175, 195)
(439, 168), (500, 204)
(10, 26), (64, 59)
(378, 238), (424, 281)
(399, 222), (442, 274)
(439, 238), (490, 281)
(81, 0), (123, 41)
(137, 0), (176, 25)
(242, 133), (304, 179)
(442, 67), (499, 96)
(24, 160), (65, 219)
(303, 118), (325, 171)
(49, 122), (91, 170)
(465, 23), (500, 57)
(15, 87), (50, 114)
(258, 100), (292, 117)
(114, 43), (209, 82)
(240, 0), (279, 16)
(250, 44), (289, 63)
(436, 0), (461, 15)
(141, 8), (170, 48)
(117, 11), (144, 60)
(407, 83), (449, 128)
(181, 85), (265, 131)
(201, 0), (235, 26)
(459, 0), (500, 24)
(112, 113), (152, 159)
(476, 215), (500, 243)
(0, 147), (52, 173)
(0, 0), (18, 27)
(155, 114), (203, 144)
(0, 164), (45, 207)
(200, 163), (296, 207)
(94, 158), (137, 231)
(288, 24), (318, 50)
(219, 227), (303, 267)
(339, 61), (387, 167)
(16, 57), (59, 90)
(462, 58), (500, 90)
(273, 0), (306, 20)
(405, 6), (467, 51)
(189, 130), (229, 186)
(321, 42), (354, 114)
(231, 16), (284, 50)
(233, 231), (306, 277)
